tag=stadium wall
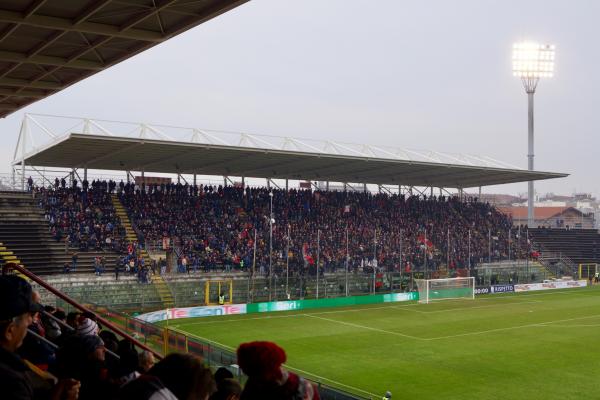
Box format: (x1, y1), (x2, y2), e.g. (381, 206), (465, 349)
(135, 280), (587, 323)
(136, 292), (417, 322)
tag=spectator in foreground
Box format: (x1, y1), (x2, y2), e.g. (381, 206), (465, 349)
(0, 275), (79, 400)
(236, 341), (319, 400)
(138, 350), (155, 373)
(55, 333), (116, 400)
(213, 367), (234, 386)
(120, 352), (215, 400)
(210, 378), (242, 400)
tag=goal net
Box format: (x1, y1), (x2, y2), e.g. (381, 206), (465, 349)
(415, 277), (475, 304)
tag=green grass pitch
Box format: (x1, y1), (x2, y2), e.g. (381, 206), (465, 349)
(167, 286), (600, 399)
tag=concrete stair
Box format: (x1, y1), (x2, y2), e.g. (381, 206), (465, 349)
(111, 194), (175, 307)
(0, 191), (119, 274)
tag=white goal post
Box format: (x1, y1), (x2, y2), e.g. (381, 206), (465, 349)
(415, 277), (475, 304)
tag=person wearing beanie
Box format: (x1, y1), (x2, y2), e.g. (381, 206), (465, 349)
(76, 318), (99, 336)
(55, 333), (116, 400)
(236, 341), (319, 400)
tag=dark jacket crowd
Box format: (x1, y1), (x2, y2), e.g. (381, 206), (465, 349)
(36, 180), (532, 277)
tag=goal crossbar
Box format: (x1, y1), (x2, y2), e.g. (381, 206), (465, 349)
(416, 277), (475, 304)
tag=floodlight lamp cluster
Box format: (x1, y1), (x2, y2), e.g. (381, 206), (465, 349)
(512, 42), (555, 79)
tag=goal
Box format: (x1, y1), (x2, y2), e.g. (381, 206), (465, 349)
(204, 279), (233, 305)
(415, 277), (475, 304)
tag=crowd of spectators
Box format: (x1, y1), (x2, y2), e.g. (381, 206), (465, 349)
(39, 180), (126, 253)
(119, 182), (531, 277)
(35, 179), (533, 278)
(1, 274), (318, 399)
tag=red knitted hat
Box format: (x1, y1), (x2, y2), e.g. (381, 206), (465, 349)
(237, 341), (286, 381)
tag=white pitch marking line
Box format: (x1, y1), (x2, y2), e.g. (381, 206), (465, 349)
(168, 327), (380, 398)
(282, 365), (380, 399)
(298, 312), (600, 342)
(426, 313), (600, 341)
(178, 297), (543, 327)
(303, 313), (423, 340)
(391, 300), (541, 314)
(176, 288), (599, 329)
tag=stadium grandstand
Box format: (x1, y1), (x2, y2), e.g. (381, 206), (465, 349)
(1, 2), (599, 400)
(5, 113), (599, 399)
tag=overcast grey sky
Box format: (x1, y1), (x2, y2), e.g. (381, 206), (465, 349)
(1, 0), (598, 197)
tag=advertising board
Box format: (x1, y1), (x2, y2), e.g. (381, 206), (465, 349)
(491, 284), (514, 293)
(136, 304), (247, 323)
(248, 292), (418, 314)
(514, 280), (587, 292)
(475, 286), (490, 295)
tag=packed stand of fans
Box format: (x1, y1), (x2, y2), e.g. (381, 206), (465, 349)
(119, 182), (531, 277)
(39, 179), (126, 253)
(1, 274), (319, 399)
(34, 178), (533, 278)
(37, 179), (158, 280)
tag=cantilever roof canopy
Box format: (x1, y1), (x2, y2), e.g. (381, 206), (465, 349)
(16, 133), (568, 188)
(0, 0), (247, 118)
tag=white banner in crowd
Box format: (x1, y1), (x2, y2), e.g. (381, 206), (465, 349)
(514, 280), (587, 292)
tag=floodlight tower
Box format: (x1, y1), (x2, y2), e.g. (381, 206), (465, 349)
(512, 42), (555, 227)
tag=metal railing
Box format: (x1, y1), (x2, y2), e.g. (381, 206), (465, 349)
(2, 262), (370, 399)
(1, 262), (162, 360)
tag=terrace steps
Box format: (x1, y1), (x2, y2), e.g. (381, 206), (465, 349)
(111, 193), (175, 307)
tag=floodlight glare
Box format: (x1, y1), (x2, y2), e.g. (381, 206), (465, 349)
(512, 41), (555, 227)
(512, 42), (555, 89)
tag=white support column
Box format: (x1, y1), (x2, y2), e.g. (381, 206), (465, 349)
(478, 186), (482, 199)
(20, 122), (26, 191)
(267, 178), (271, 190)
(21, 161), (25, 191)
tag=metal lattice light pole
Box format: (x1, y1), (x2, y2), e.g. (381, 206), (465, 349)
(512, 41), (555, 227)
